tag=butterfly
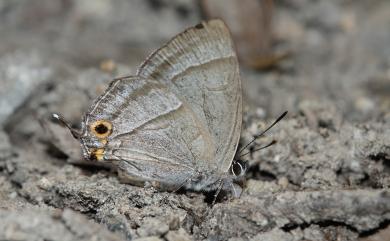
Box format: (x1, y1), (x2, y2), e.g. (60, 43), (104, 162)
(53, 19), (286, 198)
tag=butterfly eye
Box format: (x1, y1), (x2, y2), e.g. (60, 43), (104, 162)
(231, 160), (247, 177)
(90, 120), (113, 139)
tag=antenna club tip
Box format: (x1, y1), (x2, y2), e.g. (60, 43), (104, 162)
(279, 111), (288, 119)
(52, 113), (60, 119)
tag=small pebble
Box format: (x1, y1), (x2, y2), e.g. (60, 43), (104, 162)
(278, 177), (289, 189)
(38, 177), (53, 190)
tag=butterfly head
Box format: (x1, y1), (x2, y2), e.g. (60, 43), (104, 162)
(230, 159), (247, 177)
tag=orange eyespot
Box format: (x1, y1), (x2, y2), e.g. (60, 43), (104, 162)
(90, 120), (113, 139)
(90, 148), (105, 161)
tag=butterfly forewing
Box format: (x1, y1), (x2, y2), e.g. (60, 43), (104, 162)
(137, 19), (242, 173)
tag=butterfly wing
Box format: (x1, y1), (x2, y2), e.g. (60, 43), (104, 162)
(81, 76), (213, 188)
(137, 19), (242, 173)
(81, 19), (241, 189)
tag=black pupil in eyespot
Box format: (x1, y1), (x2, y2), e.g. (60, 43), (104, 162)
(90, 153), (97, 160)
(95, 124), (108, 134)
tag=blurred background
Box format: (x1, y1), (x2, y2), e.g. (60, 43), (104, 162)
(1, 0), (389, 131)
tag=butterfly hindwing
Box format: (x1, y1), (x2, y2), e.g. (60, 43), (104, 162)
(82, 76), (216, 188)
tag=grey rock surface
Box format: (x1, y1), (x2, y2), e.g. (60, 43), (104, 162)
(0, 1), (389, 241)
(0, 208), (125, 241)
(0, 51), (52, 125)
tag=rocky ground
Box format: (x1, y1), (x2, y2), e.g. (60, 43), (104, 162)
(0, 0), (389, 240)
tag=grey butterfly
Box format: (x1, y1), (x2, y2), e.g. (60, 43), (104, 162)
(54, 19), (244, 196)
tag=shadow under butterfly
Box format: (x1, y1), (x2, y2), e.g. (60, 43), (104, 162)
(52, 19), (287, 203)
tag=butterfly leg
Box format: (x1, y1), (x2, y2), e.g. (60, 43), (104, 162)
(211, 179), (224, 206)
(230, 182), (243, 198)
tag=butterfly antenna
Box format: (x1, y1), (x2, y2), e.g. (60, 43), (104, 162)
(51, 113), (81, 139)
(238, 111), (288, 154)
(240, 140), (277, 157)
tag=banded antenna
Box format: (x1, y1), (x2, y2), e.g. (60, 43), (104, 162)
(238, 111), (288, 157)
(51, 113), (82, 139)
